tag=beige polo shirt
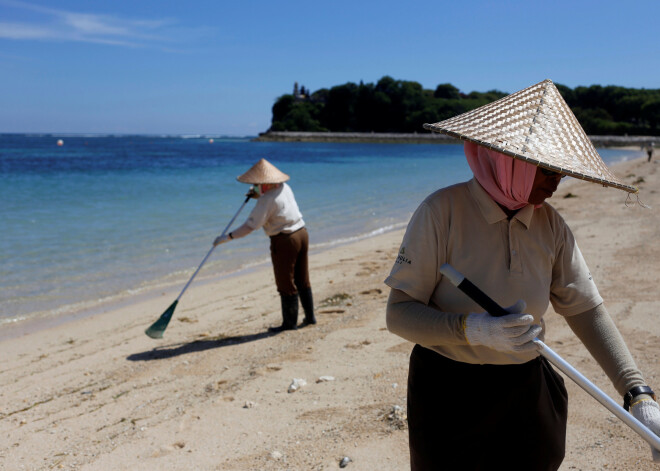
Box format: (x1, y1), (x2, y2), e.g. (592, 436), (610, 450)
(385, 178), (602, 365)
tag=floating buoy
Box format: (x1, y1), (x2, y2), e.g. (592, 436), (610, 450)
(209, 138), (214, 144)
(57, 139), (64, 146)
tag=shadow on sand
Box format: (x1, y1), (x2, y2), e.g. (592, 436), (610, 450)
(127, 330), (279, 362)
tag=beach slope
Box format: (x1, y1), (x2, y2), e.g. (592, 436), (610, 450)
(1, 158), (658, 470)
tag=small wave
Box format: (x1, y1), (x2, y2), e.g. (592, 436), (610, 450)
(310, 222), (407, 250)
(0, 315), (27, 326)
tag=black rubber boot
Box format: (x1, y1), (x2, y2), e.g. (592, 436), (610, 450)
(298, 287), (316, 327)
(268, 294), (299, 332)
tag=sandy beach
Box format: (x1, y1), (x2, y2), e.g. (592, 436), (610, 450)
(1, 156), (659, 470)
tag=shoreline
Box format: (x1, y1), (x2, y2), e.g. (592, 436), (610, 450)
(0, 222), (409, 343)
(253, 131), (659, 147)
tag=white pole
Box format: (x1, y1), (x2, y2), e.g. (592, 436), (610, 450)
(536, 340), (660, 452)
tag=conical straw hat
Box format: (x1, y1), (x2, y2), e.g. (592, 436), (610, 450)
(237, 158), (290, 184)
(423, 79), (637, 193)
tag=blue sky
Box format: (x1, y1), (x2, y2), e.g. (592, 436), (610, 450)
(1, 0), (659, 136)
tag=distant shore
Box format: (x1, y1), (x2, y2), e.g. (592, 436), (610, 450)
(253, 131), (456, 144)
(253, 131), (658, 147)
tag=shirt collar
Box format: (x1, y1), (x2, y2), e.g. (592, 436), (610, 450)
(468, 178), (534, 229)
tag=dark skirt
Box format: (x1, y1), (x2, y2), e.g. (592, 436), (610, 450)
(407, 345), (568, 471)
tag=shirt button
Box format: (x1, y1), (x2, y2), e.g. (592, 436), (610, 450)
(512, 250), (517, 255)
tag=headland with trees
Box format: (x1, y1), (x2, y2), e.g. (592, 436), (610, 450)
(255, 76), (660, 145)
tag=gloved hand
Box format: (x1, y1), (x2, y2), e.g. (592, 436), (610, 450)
(213, 235), (230, 246)
(464, 300), (542, 353)
(630, 397), (660, 462)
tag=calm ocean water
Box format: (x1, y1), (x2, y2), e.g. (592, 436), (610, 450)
(0, 134), (645, 326)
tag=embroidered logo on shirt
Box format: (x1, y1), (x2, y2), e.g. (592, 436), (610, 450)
(395, 246), (412, 265)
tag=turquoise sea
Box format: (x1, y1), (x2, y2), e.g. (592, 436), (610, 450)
(0, 134), (645, 329)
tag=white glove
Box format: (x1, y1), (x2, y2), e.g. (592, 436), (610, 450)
(630, 397), (660, 462)
(464, 300), (542, 353)
(213, 234), (230, 246)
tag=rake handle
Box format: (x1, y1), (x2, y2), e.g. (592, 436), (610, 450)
(175, 194), (251, 301)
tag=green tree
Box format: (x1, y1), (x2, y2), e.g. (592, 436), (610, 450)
(641, 99), (660, 130)
(268, 76), (660, 136)
(270, 95), (325, 131)
(434, 83), (461, 100)
(320, 82), (359, 131)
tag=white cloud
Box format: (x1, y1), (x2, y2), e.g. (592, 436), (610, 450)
(64, 13), (137, 36)
(0, 21), (51, 40)
(0, 0), (181, 48)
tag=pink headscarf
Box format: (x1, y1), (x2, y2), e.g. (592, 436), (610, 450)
(464, 141), (538, 210)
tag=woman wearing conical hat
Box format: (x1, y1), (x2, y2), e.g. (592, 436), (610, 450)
(385, 80), (659, 469)
(214, 158), (316, 331)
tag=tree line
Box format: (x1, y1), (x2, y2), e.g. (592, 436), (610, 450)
(270, 76), (660, 136)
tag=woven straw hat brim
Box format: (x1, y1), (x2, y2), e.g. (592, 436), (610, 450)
(423, 79), (637, 194)
(237, 158), (290, 184)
